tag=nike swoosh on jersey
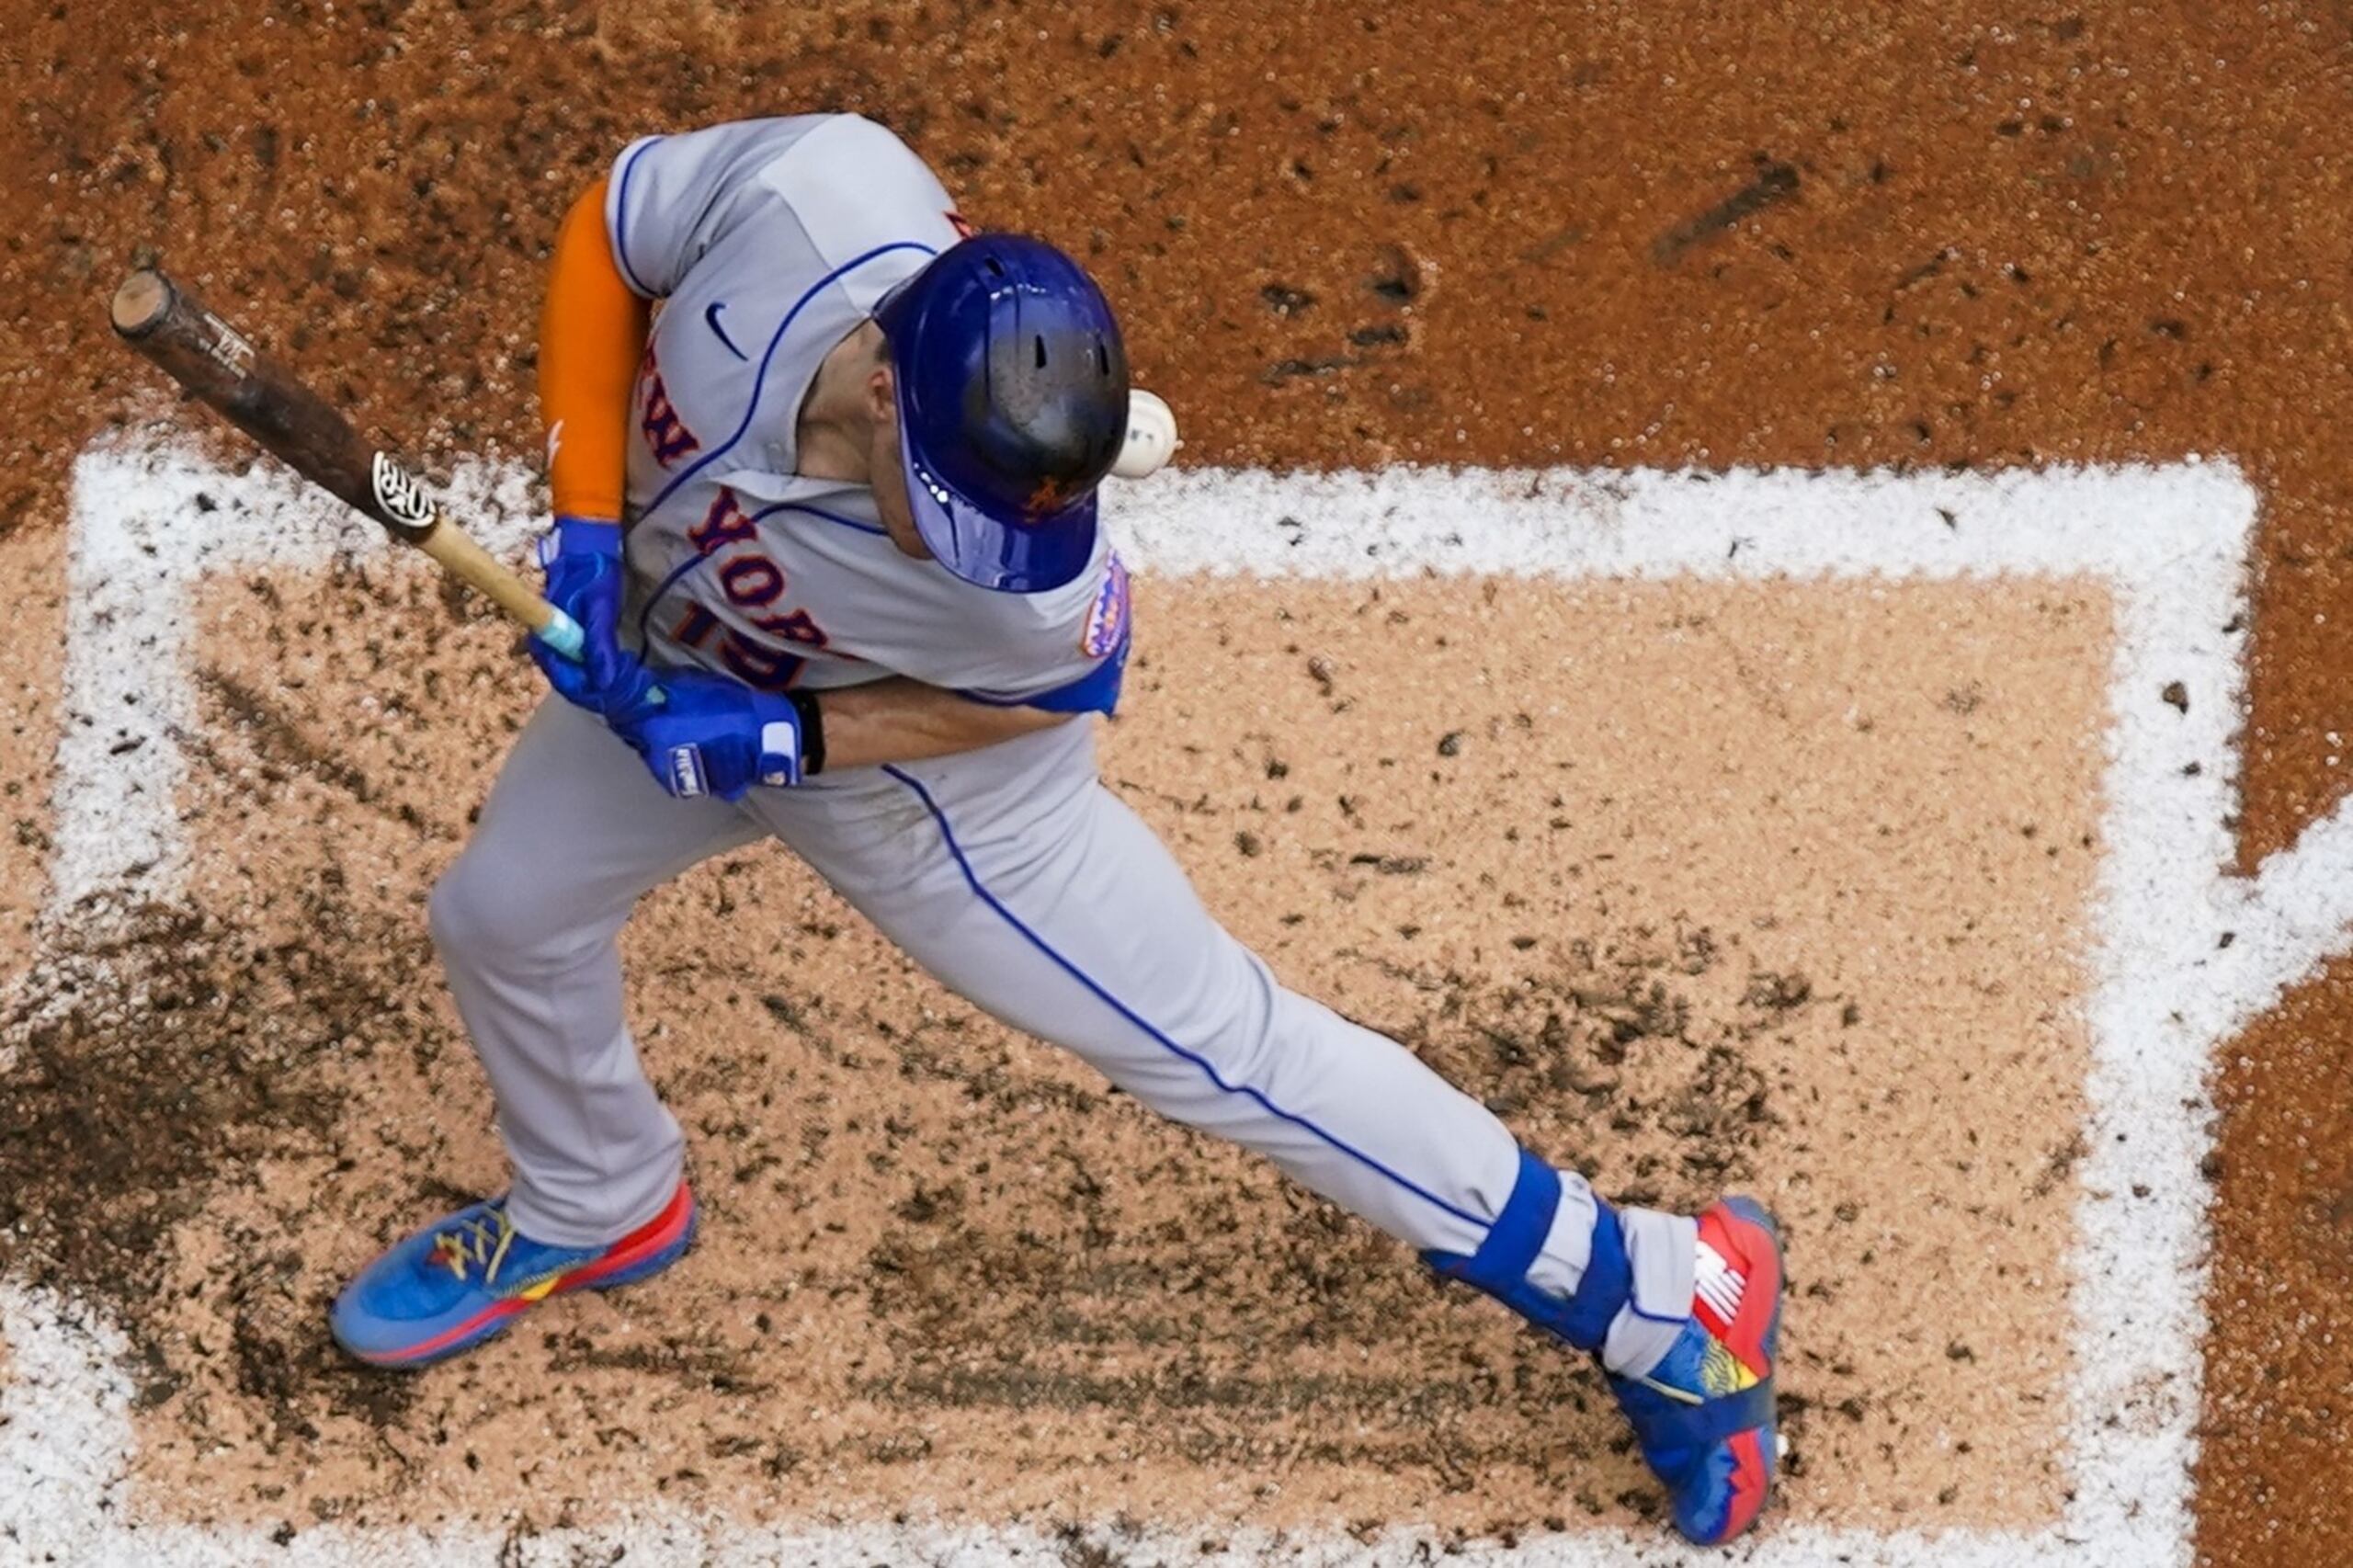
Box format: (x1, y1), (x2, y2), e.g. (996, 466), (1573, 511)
(704, 301), (748, 362)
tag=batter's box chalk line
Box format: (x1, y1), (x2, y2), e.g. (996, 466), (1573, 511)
(6, 434), (2336, 1566)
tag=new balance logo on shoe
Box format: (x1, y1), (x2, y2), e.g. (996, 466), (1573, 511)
(1694, 1237), (1745, 1326)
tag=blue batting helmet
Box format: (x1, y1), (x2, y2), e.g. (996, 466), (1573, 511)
(873, 234), (1130, 594)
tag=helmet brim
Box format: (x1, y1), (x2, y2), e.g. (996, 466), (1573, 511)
(898, 421), (1100, 595)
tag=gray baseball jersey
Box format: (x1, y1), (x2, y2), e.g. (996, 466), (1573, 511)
(608, 114), (1124, 707)
(430, 114), (1699, 1390)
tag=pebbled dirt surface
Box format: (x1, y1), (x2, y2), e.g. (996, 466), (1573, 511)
(4, 2), (2350, 1561)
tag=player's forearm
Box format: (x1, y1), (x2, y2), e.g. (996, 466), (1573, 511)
(539, 177), (650, 523)
(814, 679), (1075, 771)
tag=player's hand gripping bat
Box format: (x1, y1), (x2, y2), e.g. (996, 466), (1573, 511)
(108, 267), (587, 661)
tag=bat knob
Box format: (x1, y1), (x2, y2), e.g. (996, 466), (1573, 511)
(536, 608), (586, 663)
(110, 270), (175, 338)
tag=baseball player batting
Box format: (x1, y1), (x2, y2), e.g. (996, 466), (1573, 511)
(325, 114), (1784, 1547)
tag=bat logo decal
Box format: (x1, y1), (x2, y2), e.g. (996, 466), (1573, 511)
(199, 320), (256, 378)
(370, 452), (436, 537)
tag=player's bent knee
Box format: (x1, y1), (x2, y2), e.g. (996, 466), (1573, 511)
(426, 860), (491, 959)
(427, 854), (566, 968)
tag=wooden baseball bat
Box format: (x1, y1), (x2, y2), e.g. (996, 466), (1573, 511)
(108, 267), (585, 660)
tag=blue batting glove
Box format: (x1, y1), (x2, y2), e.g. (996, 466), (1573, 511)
(612, 667), (805, 801)
(528, 517), (663, 725)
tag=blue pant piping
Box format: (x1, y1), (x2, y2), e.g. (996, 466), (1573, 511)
(880, 765), (1486, 1233)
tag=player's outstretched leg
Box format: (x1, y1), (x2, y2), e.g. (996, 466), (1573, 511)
(1425, 1151), (1783, 1546)
(752, 725), (1781, 1543)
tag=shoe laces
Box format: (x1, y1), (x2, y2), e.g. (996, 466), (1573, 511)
(429, 1204), (518, 1286)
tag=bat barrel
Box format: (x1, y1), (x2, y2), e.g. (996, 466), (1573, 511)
(110, 266), (398, 529)
(108, 263), (579, 654)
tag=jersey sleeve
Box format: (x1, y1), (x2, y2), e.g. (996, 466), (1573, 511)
(950, 552), (1134, 716)
(604, 118), (819, 300)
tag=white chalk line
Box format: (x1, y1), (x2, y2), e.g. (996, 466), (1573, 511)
(0, 436), (2313, 1566)
(44, 437), (541, 911)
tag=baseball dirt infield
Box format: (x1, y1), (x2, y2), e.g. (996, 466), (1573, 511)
(5, 6), (2352, 1565)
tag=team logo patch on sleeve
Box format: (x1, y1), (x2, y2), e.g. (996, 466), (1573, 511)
(1081, 553), (1131, 658)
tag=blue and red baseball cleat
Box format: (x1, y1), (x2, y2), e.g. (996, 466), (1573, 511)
(1608, 1196), (1784, 1545)
(330, 1181), (697, 1369)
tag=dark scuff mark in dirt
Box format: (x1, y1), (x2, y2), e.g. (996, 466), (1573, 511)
(0, 894), (434, 1438)
(1398, 924), (1795, 1204)
(197, 665), (382, 801)
(540, 1325), (777, 1397)
(1653, 159), (1802, 266)
(852, 1141), (1595, 1488)
(2029, 1129), (2089, 1199)
(1258, 244), (1425, 386)
(188, 665), (451, 842)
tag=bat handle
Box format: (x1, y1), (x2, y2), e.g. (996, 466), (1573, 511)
(533, 610), (669, 708)
(536, 608), (586, 662)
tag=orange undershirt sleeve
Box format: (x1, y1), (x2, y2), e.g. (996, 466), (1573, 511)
(539, 177), (650, 524)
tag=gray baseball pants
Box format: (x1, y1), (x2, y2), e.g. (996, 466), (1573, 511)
(426, 699), (1694, 1370)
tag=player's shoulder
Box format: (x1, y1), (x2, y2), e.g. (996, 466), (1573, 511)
(940, 539), (1131, 653)
(617, 115), (826, 193)
(752, 115), (959, 251)
(850, 538), (1126, 699)
(766, 113), (927, 176)
(619, 114), (949, 230)
(613, 113), (962, 310)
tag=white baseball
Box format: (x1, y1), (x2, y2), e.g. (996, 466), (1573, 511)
(1111, 388), (1181, 480)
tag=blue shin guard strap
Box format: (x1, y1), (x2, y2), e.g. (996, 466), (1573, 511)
(1611, 1375), (1776, 1449)
(1423, 1151), (1631, 1353)
(1553, 1199), (1630, 1348)
(1431, 1148), (1559, 1293)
